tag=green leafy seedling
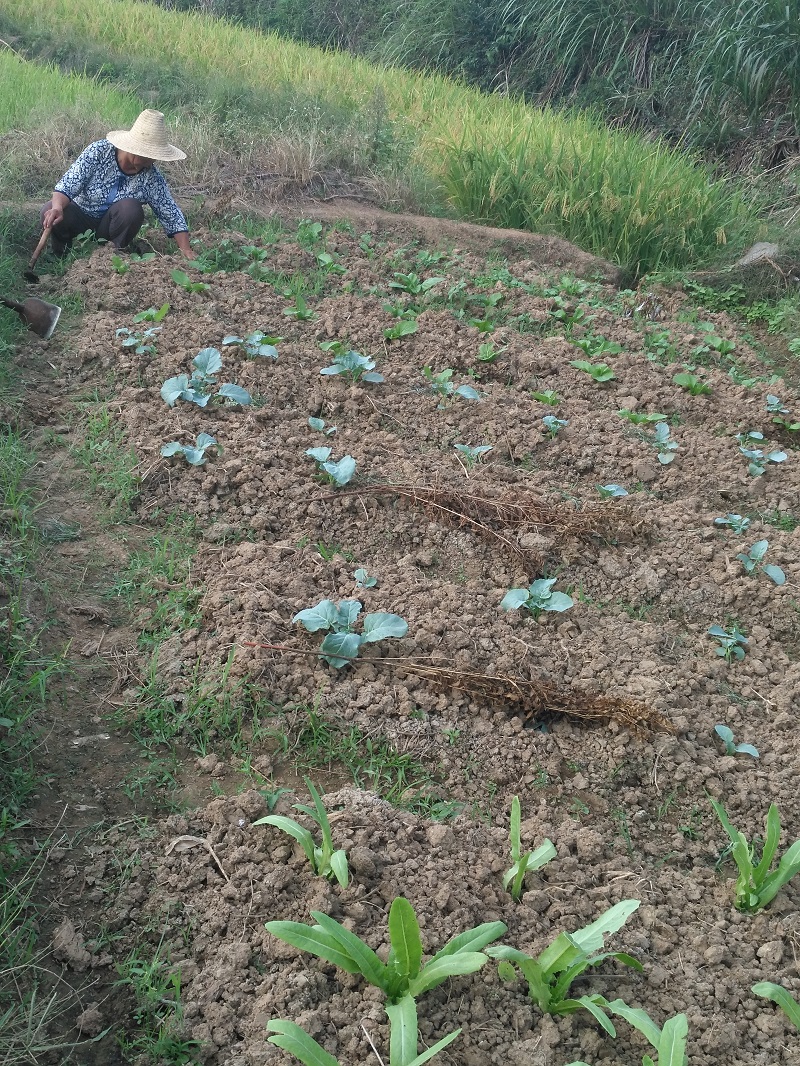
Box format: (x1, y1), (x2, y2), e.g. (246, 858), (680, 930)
(597, 484), (628, 498)
(384, 318), (418, 340)
(652, 422), (679, 464)
(111, 253), (130, 275)
(283, 294), (317, 321)
(477, 341), (506, 362)
(673, 371), (711, 395)
(116, 325), (161, 356)
(714, 513), (750, 534)
(708, 624), (747, 662)
(501, 578), (574, 619)
(736, 540), (785, 584)
(570, 360), (615, 383)
(710, 798), (800, 912)
(354, 568), (377, 589)
(133, 302), (169, 323)
(714, 724), (758, 759)
(267, 1018), (460, 1066)
(572, 335), (622, 359)
(565, 1011), (689, 1066)
(504, 797), (556, 901)
(160, 433), (220, 466)
(305, 447), (357, 486)
(542, 415), (568, 438)
(292, 598), (407, 668)
(171, 268), (210, 294)
(422, 367), (481, 406)
(735, 431), (787, 476)
(222, 331), (281, 359)
(252, 778), (348, 887)
(532, 389), (560, 406)
(752, 983), (800, 1031)
(308, 417), (337, 436)
(389, 272), (444, 296)
(488, 900), (649, 1035)
(454, 443), (493, 469)
(617, 409), (667, 425)
(320, 349), (383, 383)
(766, 394), (800, 431)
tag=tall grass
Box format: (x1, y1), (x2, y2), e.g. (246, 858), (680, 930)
(0, 0), (753, 272)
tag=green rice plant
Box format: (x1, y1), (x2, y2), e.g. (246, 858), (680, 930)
(488, 900), (651, 1034)
(504, 797), (556, 901)
(710, 798), (800, 912)
(752, 983), (800, 1031)
(253, 777), (348, 887)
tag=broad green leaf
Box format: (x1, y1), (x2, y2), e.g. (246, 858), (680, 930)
(752, 982), (800, 1030)
(329, 849), (349, 888)
(222, 334), (243, 344)
(569, 900), (640, 955)
(265, 921), (360, 973)
(510, 796), (522, 861)
(267, 1020), (340, 1066)
(455, 384), (481, 401)
(754, 804), (781, 882)
(405, 1028), (461, 1066)
(161, 374), (190, 406)
(308, 417), (326, 431)
(386, 995), (417, 1066)
(604, 999), (662, 1048)
(251, 815), (315, 866)
(311, 911), (387, 989)
(543, 592), (574, 612)
(160, 442), (185, 457)
(196, 432), (217, 449)
(529, 578), (558, 596)
(709, 797), (745, 849)
(407, 951), (489, 997)
(762, 563), (786, 585)
(537, 931), (582, 977)
(735, 743), (760, 758)
(500, 588), (530, 611)
(193, 347), (223, 375)
(657, 1012), (689, 1065)
(361, 612), (409, 642)
(388, 897), (423, 980)
(575, 995), (616, 1035)
(319, 631), (361, 666)
(432, 921), (507, 961)
(293, 600), (339, 633)
(218, 383), (251, 405)
(336, 600), (362, 630)
(306, 446), (333, 463)
(750, 539), (769, 561)
(516, 957), (552, 1010)
(758, 839), (800, 907)
(323, 456), (357, 485)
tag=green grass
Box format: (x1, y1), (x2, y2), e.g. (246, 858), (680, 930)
(69, 400), (141, 517)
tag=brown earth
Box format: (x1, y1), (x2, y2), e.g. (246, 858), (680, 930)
(9, 208), (800, 1065)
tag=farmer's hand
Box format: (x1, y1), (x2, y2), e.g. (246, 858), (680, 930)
(42, 202), (65, 229)
(174, 232), (196, 259)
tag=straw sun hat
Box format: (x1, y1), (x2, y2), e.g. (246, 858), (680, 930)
(106, 109), (186, 161)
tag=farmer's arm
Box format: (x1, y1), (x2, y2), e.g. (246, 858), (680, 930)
(43, 191), (71, 229)
(173, 231), (195, 259)
(45, 141), (107, 227)
(146, 169), (195, 258)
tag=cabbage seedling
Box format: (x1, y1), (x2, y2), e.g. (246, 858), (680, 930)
(266, 1018), (460, 1066)
(735, 431), (787, 476)
(292, 598), (407, 667)
(133, 302), (169, 323)
(714, 513), (750, 534)
(171, 268), (210, 294)
(384, 318), (418, 340)
(283, 295), (316, 321)
(162, 348), (251, 407)
(597, 484), (628, 498)
(308, 417), (337, 436)
(422, 367), (481, 406)
(714, 724), (758, 759)
(617, 409), (667, 425)
(504, 796), (556, 901)
(766, 395), (800, 431)
(320, 349), (383, 384)
(222, 331), (280, 359)
(542, 415), (568, 438)
(160, 433), (220, 466)
(454, 443), (493, 469)
(354, 568), (377, 589)
(709, 798), (800, 912)
(501, 578), (574, 619)
(305, 447), (357, 486)
(389, 272), (444, 296)
(736, 539), (785, 584)
(477, 341), (506, 362)
(532, 389), (560, 406)
(752, 983), (800, 1031)
(708, 624), (747, 662)
(252, 777), (348, 887)
(570, 360), (616, 383)
(572, 335), (622, 358)
(652, 422), (679, 464)
(565, 1011), (689, 1066)
(673, 371), (711, 395)
(488, 900), (646, 1034)
(116, 325), (160, 356)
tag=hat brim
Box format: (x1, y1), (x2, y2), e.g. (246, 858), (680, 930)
(107, 130), (186, 162)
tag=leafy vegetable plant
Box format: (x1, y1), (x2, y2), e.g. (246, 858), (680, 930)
(296, 219), (323, 247)
(709, 798), (800, 912)
(735, 431), (787, 476)
(617, 409), (667, 425)
(565, 1011), (689, 1066)
(111, 253), (130, 275)
(161, 348), (251, 407)
(542, 415), (568, 438)
(504, 797), (556, 901)
(305, 447), (357, 486)
(253, 777), (348, 887)
(477, 341), (506, 363)
(116, 325), (161, 356)
(766, 394), (800, 432)
(714, 724), (758, 759)
(353, 567), (377, 589)
(488, 900), (648, 1034)
(652, 422), (679, 464)
(708, 623), (748, 662)
(160, 433), (220, 466)
(570, 360), (616, 383)
(133, 302), (169, 323)
(389, 272), (444, 296)
(266, 1018), (459, 1066)
(501, 578), (574, 619)
(673, 371), (711, 395)
(714, 513), (750, 534)
(292, 599), (407, 667)
(308, 417), (337, 436)
(752, 983), (800, 1030)
(572, 335), (622, 359)
(222, 331), (281, 359)
(422, 367), (481, 406)
(597, 484), (628, 498)
(320, 349), (383, 383)
(454, 443), (493, 469)
(384, 317), (418, 341)
(532, 389), (560, 406)
(736, 540), (785, 584)
(283, 294), (316, 321)
(171, 268), (210, 294)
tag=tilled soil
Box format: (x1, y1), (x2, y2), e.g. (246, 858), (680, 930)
(25, 214), (800, 1065)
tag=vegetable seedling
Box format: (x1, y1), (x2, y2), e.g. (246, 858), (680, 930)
(652, 422), (679, 464)
(752, 983), (800, 1031)
(501, 578), (574, 619)
(709, 798), (800, 912)
(160, 432), (220, 466)
(267, 1018), (460, 1066)
(597, 484), (628, 498)
(570, 360), (616, 383)
(532, 389), (560, 406)
(354, 568), (377, 589)
(617, 409), (667, 425)
(308, 417), (337, 436)
(542, 415), (568, 439)
(305, 447), (357, 486)
(292, 598), (407, 667)
(477, 341), (506, 363)
(171, 268), (210, 294)
(673, 371), (711, 395)
(110, 253), (129, 275)
(389, 272), (444, 296)
(161, 348), (251, 407)
(766, 393), (800, 431)
(314, 250), (345, 274)
(132, 302), (169, 323)
(488, 900), (648, 1034)
(549, 297), (587, 332)
(283, 294), (316, 321)
(296, 219), (323, 247)
(565, 1011), (689, 1066)
(454, 443), (493, 469)
(252, 777), (348, 887)
(736, 540), (785, 585)
(504, 796), (556, 901)
(222, 331), (280, 359)
(384, 318), (418, 341)
(714, 513), (750, 534)
(735, 431), (787, 476)
(714, 724), (758, 759)
(116, 325), (160, 356)
(422, 367), (481, 406)
(320, 349), (383, 384)
(708, 624), (748, 662)
(572, 335), (622, 359)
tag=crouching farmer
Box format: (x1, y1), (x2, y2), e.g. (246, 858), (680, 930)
(41, 109), (195, 259)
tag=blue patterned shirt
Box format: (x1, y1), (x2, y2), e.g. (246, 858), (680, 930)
(55, 140), (188, 236)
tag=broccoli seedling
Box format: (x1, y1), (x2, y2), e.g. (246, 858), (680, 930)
(736, 539), (785, 584)
(422, 367), (481, 406)
(116, 325), (161, 356)
(714, 724), (758, 759)
(652, 422), (679, 464)
(708, 624), (747, 662)
(542, 415), (568, 439)
(160, 432), (220, 466)
(320, 349), (383, 384)
(501, 578), (574, 619)
(305, 447), (357, 486)
(292, 599), (407, 667)
(735, 431), (787, 476)
(714, 513), (750, 534)
(454, 443), (493, 469)
(222, 331), (281, 359)
(597, 484), (628, 498)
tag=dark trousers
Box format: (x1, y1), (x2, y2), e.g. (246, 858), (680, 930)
(40, 198), (145, 254)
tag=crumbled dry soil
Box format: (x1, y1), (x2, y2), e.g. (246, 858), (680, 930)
(15, 208), (800, 1065)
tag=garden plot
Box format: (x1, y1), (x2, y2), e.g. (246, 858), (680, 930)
(48, 222), (800, 1065)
